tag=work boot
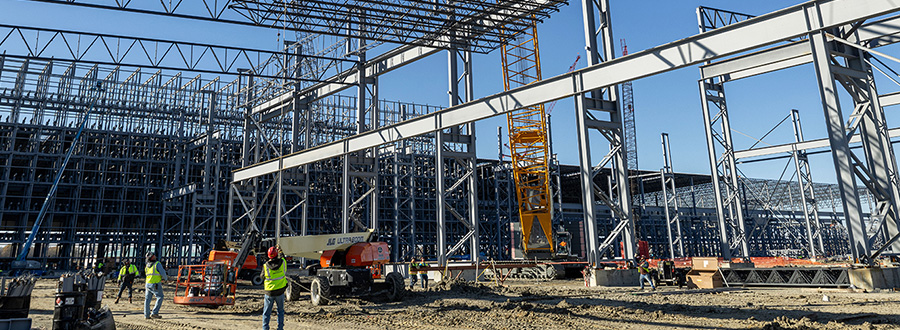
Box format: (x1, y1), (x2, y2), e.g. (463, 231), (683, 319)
(150, 314), (162, 319)
(129, 297), (133, 304)
(114, 298), (119, 304)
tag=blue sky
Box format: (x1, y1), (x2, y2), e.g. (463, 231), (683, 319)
(4, 0), (899, 185)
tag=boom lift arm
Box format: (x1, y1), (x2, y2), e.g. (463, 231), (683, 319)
(14, 82), (104, 267)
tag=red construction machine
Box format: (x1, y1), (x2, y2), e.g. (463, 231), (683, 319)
(279, 230), (405, 305)
(173, 231), (262, 307)
(172, 230), (404, 307)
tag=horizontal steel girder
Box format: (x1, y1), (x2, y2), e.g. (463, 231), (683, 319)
(233, 0), (900, 183)
(700, 13), (900, 82)
(735, 127), (900, 160)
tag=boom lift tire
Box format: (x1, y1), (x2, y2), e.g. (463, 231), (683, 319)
(250, 273), (264, 286)
(310, 276), (331, 306)
(385, 272), (404, 301)
(285, 277), (303, 302)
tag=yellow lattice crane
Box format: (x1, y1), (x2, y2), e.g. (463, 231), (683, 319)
(500, 19), (555, 254)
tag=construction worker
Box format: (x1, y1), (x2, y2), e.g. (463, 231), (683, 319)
(262, 246), (287, 330)
(638, 257), (656, 291)
(407, 259), (418, 289)
(417, 258), (428, 289)
(144, 252), (168, 319)
(115, 259), (139, 304)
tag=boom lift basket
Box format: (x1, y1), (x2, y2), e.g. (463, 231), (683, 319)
(174, 261), (236, 307)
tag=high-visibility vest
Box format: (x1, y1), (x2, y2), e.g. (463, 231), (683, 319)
(639, 263), (651, 274)
(119, 264), (138, 280)
(263, 259), (287, 291)
(145, 262), (162, 284)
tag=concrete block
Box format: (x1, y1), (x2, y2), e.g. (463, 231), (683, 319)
(432, 269), (479, 283)
(587, 268), (638, 287)
(848, 267), (900, 290)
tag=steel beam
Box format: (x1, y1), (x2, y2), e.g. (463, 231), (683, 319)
(736, 126), (900, 160)
(700, 14), (900, 82)
(233, 0), (900, 183)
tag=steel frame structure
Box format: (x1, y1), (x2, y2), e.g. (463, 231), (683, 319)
(4, 0), (900, 274)
(574, 0), (635, 265)
(30, 0), (566, 53)
(0, 55), (248, 269)
(696, 4), (900, 263)
(0, 24), (354, 83)
(696, 7), (756, 261)
(233, 0), (900, 269)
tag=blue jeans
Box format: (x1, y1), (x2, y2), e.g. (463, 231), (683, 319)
(144, 282), (164, 317)
(262, 293), (285, 330)
(117, 278), (134, 299)
(639, 274), (655, 289)
(418, 273), (428, 289)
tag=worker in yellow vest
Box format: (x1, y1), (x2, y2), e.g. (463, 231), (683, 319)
(262, 246), (287, 330)
(115, 259), (139, 304)
(638, 257), (656, 291)
(407, 259), (419, 289)
(416, 258), (428, 289)
(144, 252), (168, 319)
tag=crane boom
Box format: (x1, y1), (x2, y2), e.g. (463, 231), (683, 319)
(500, 19), (555, 253)
(278, 230), (375, 259)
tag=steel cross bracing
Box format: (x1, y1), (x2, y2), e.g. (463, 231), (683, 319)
(697, 7), (755, 260)
(29, 0), (567, 53)
(790, 109), (826, 257)
(232, 1), (900, 264)
(692, 5), (900, 263)
(699, 80), (750, 259)
(575, 0), (635, 264)
(436, 28), (478, 264)
(0, 42), (503, 268)
(818, 31), (900, 262)
(500, 18), (555, 254)
(232, 0), (900, 180)
(341, 33), (379, 236)
(0, 55), (249, 268)
(659, 133), (684, 259)
(696, 6), (754, 32)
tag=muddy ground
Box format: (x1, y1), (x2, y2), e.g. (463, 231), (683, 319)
(24, 278), (900, 329)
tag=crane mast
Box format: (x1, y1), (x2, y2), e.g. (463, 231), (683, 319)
(621, 39), (638, 173)
(500, 19), (554, 254)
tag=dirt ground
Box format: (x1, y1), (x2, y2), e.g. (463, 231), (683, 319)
(24, 278), (900, 329)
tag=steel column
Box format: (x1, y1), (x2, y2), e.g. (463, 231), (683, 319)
(808, 29), (868, 262)
(791, 109), (826, 257)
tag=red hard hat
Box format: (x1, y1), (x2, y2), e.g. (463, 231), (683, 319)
(268, 247), (279, 258)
